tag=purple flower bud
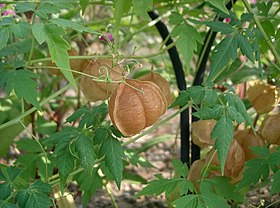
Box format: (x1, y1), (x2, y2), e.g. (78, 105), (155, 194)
(99, 33), (114, 44)
(225, 18), (231, 23)
(0, 4), (5, 8)
(2, 10), (16, 16)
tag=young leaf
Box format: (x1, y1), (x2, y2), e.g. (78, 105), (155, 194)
(136, 178), (181, 197)
(208, 35), (238, 82)
(271, 170), (280, 196)
(100, 135), (125, 189)
(172, 159), (188, 178)
(66, 103), (108, 129)
(75, 134), (95, 173)
(211, 114), (234, 174)
(172, 195), (198, 208)
(32, 23), (76, 87)
(15, 180), (53, 208)
(237, 158), (270, 189)
(0, 70), (40, 108)
(205, 0), (229, 15)
(0, 28), (10, 51)
(171, 24), (202, 70)
(204, 21), (235, 34)
(237, 33), (254, 62)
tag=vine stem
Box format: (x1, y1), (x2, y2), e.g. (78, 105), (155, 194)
(241, 0), (280, 66)
(0, 82), (72, 131)
(104, 181), (119, 208)
(122, 102), (192, 147)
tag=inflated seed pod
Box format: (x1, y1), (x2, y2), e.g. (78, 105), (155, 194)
(247, 82), (278, 114)
(205, 139), (245, 183)
(80, 59), (124, 102)
(109, 79), (168, 136)
(259, 113), (280, 145)
(235, 129), (265, 161)
(138, 72), (172, 104)
(191, 119), (216, 148)
(48, 48), (89, 77)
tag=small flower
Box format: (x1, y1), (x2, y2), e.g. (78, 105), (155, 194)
(99, 33), (114, 44)
(0, 4), (5, 8)
(225, 18), (231, 23)
(2, 10), (16, 16)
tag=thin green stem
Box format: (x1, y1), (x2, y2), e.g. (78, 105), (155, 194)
(104, 181), (119, 208)
(201, 149), (217, 180)
(241, 0), (280, 66)
(0, 82), (72, 131)
(19, 120), (49, 183)
(122, 103), (192, 147)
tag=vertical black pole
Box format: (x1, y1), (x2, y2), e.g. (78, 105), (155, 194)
(148, 11), (190, 164)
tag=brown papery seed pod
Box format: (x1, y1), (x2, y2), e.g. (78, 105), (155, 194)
(259, 113), (280, 145)
(191, 119), (216, 148)
(205, 139), (245, 183)
(247, 82), (278, 114)
(80, 59), (124, 102)
(109, 79), (168, 136)
(235, 129), (265, 161)
(138, 72), (172, 104)
(48, 48), (89, 77)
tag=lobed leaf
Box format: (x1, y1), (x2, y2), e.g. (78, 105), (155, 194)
(205, 0), (229, 14)
(172, 195), (198, 208)
(100, 135), (125, 189)
(211, 114), (234, 174)
(204, 21), (235, 34)
(0, 28), (10, 51)
(271, 170), (280, 196)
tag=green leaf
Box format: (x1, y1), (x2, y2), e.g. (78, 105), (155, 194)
(188, 86), (205, 105)
(10, 22), (30, 39)
(169, 90), (190, 108)
(200, 192), (230, 208)
(16, 139), (42, 153)
(211, 114), (234, 174)
(251, 146), (270, 158)
(205, 0), (229, 15)
(79, 0), (89, 15)
(0, 199), (19, 208)
(51, 18), (98, 34)
(66, 103), (108, 129)
(172, 159), (188, 178)
(0, 70), (40, 108)
(271, 170), (280, 196)
(169, 12), (185, 25)
(35, 3), (61, 19)
(93, 127), (110, 145)
(15, 154), (38, 180)
(132, 0), (152, 20)
(76, 134), (95, 173)
(136, 178), (181, 197)
(179, 180), (194, 195)
(57, 149), (75, 189)
(237, 34), (254, 62)
(32, 23), (76, 87)
(172, 195), (198, 208)
(203, 89), (219, 108)
(237, 158), (270, 189)
(15, 180), (53, 208)
(15, 2), (35, 12)
(75, 168), (102, 204)
(0, 182), (12, 200)
(204, 21), (235, 34)
(192, 107), (213, 120)
(100, 135), (125, 189)
(171, 24), (202, 70)
(200, 177), (243, 202)
(209, 35), (238, 82)
(0, 28), (10, 51)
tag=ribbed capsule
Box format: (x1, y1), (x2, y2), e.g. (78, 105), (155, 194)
(109, 79), (168, 136)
